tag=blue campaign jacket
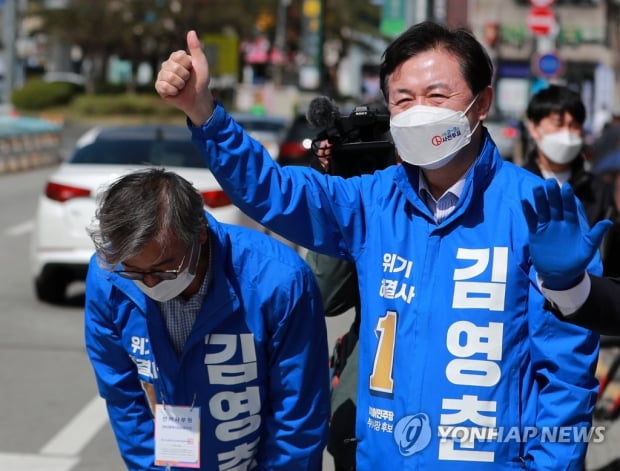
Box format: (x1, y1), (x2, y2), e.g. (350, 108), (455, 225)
(84, 213), (330, 470)
(189, 103), (601, 470)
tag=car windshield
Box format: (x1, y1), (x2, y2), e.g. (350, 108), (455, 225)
(286, 116), (316, 140)
(70, 138), (206, 168)
(237, 119), (286, 133)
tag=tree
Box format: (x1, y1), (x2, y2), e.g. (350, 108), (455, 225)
(26, 0), (383, 93)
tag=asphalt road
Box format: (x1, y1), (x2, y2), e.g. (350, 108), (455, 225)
(0, 121), (352, 470)
(0, 164), (125, 470)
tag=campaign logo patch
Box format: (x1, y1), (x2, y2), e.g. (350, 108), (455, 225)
(393, 412), (432, 456)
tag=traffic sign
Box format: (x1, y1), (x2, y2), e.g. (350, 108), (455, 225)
(532, 52), (564, 78)
(526, 6), (557, 36)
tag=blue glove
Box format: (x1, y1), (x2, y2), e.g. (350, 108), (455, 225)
(522, 179), (613, 290)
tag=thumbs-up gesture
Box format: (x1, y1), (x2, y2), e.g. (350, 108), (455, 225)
(155, 30), (215, 126)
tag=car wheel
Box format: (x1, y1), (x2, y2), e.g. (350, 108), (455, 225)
(35, 273), (68, 304)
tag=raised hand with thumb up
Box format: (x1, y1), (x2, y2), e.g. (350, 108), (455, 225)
(155, 30), (215, 126)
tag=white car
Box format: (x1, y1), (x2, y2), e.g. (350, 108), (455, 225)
(31, 124), (262, 303)
(230, 112), (287, 160)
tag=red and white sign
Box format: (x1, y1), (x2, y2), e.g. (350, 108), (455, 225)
(526, 6), (557, 36)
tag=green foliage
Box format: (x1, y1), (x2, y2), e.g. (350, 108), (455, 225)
(70, 93), (179, 117)
(12, 80), (81, 111)
(92, 82), (128, 95)
(91, 82), (159, 95)
(27, 0), (382, 88)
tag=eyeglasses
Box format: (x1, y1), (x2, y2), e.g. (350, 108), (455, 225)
(114, 251), (188, 281)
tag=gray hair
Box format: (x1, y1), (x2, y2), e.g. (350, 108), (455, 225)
(88, 168), (206, 268)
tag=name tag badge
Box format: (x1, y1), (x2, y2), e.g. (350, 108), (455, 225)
(155, 404), (201, 468)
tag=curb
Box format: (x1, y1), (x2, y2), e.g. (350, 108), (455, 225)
(0, 116), (63, 174)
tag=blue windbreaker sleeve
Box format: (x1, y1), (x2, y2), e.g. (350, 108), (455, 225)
(190, 103), (361, 259)
(84, 258), (158, 471)
(523, 247), (600, 469)
(256, 263), (330, 470)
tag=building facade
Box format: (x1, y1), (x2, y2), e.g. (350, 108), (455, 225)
(466, 0), (620, 134)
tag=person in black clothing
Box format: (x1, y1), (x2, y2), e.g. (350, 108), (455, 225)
(305, 252), (359, 471)
(523, 85), (620, 276)
(303, 97), (395, 470)
(566, 275), (620, 336)
(522, 178), (620, 336)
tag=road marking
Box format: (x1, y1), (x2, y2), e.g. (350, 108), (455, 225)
(0, 396), (109, 470)
(0, 394), (109, 470)
(40, 395), (109, 457)
(5, 219), (34, 237)
(0, 453), (78, 471)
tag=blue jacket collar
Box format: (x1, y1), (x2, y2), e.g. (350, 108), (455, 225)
(394, 128), (501, 225)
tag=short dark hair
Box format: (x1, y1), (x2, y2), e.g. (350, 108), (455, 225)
(379, 21), (494, 100)
(526, 85), (586, 125)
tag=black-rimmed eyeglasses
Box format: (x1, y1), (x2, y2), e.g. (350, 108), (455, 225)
(114, 251), (188, 281)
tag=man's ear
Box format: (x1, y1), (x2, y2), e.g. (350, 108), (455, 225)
(526, 119), (540, 141)
(476, 86), (493, 121)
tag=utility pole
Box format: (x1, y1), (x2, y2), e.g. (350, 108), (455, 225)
(1, 0), (16, 105)
(272, 0), (291, 88)
(405, 0), (432, 26)
(299, 0), (324, 91)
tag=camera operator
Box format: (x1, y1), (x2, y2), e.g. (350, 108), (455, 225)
(305, 239), (360, 471)
(305, 97), (396, 471)
(306, 96), (396, 178)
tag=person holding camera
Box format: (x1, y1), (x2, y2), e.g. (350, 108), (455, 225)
(156, 22), (600, 470)
(305, 249), (359, 471)
(306, 126), (389, 470)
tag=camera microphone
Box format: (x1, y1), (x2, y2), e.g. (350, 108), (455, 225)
(304, 95), (396, 178)
(306, 96), (340, 129)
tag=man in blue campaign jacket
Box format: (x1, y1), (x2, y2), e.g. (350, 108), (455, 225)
(156, 22), (600, 470)
(84, 169), (329, 470)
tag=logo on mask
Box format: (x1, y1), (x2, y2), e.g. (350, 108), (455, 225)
(443, 126), (462, 142)
(431, 127), (463, 147)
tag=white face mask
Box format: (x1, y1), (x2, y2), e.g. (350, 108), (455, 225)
(390, 97), (480, 169)
(134, 243), (201, 302)
(537, 129), (583, 165)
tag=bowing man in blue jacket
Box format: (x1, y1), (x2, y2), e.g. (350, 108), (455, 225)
(84, 168), (330, 470)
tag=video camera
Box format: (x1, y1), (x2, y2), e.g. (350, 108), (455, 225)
(306, 96), (396, 178)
